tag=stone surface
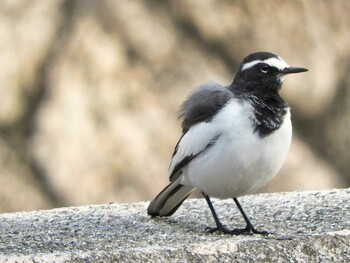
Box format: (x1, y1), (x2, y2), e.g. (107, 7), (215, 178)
(0, 189), (349, 262)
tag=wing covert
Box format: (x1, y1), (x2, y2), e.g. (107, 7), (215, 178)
(169, 82), (232, 181)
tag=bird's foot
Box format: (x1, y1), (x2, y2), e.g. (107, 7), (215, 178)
(249, 227), (269, 236)
(205, 224), (269, 236)
(205, 225), (234, 235)
(235, 224), (269, 235)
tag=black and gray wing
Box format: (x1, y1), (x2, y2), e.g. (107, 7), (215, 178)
(147, 82), (233, 217)
(179, 82), (234, 133)
(169, 82), (234, 181)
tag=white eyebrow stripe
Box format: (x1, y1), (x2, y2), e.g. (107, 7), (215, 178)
(241, 57), (289, 71)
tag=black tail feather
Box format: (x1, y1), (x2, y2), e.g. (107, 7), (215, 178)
(147, 178), (194, 217)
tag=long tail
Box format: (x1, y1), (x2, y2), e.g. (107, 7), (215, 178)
(147, 177), (194, 217)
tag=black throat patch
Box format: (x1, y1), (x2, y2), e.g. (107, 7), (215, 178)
(230, 77), (289, 138)
(244, 94), (289, 137)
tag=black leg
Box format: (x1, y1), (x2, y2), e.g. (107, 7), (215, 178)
(202, 192), (233, 234)
(202, 192), (269, 235)
(233, 198), (269, 235)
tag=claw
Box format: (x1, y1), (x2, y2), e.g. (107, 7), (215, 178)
(251, 228), (269, 236)
(205, 224), (269, 236)
(205, 225), (233, 234)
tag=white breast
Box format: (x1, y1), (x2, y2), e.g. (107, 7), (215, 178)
(181, 99), (292, 198)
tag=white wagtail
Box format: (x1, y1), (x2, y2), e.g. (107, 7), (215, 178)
(147, 52), (308, 235)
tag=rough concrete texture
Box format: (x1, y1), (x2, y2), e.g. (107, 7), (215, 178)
(0, 188), (349, 262)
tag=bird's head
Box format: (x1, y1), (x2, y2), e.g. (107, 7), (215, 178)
(233, 52), (308, 91)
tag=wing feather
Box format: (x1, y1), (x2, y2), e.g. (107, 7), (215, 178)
(180, 82), (233, 133)
(169, 82), (233, 181)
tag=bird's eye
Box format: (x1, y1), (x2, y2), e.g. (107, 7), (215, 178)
(259, 64), (270, 73)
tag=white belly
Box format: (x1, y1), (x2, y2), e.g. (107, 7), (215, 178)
(182, 100), (292, 198)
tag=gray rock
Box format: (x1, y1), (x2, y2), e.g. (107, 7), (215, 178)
(0, 189), (349, 262)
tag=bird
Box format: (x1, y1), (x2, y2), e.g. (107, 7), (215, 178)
(147, 51), (308, 235)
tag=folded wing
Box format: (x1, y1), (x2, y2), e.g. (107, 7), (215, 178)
(148, 82), (233, 216)
(169, 82), (233, 181)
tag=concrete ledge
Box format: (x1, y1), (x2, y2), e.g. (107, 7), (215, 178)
(0, 189), (349, 262)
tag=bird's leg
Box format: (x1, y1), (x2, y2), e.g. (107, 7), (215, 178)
(202, 192), (233, 234)
(203, 193), (269, 235)
(232, 198), (269, 235)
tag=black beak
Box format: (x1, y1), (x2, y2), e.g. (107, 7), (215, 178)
(281, 67), (308, 74)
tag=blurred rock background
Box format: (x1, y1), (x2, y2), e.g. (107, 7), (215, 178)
(0, 0), (349, 213)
